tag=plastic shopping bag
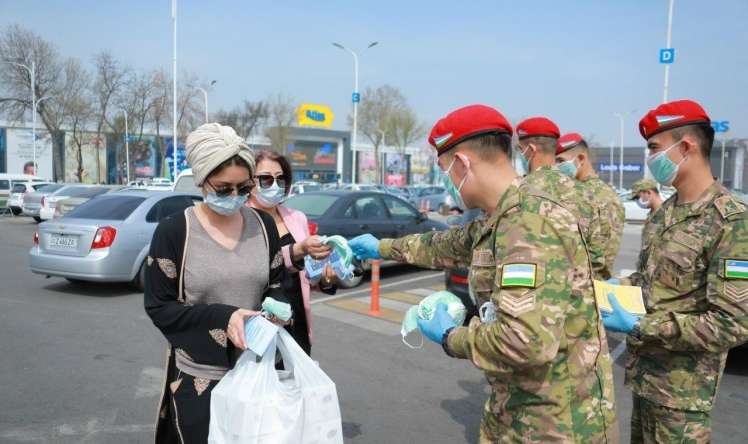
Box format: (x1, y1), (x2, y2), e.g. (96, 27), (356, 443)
(208, 329), (343, 444)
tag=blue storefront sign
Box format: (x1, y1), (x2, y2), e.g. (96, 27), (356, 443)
(164, 137), (188, 181)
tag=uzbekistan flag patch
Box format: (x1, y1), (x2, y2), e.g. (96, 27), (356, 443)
(501, 263), (537, 288)
(725, 259), (748, 280)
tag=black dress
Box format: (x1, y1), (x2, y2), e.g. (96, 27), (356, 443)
(279, 232), (313, 355)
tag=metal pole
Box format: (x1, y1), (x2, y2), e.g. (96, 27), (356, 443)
(720, 138), (726, 182)
(352, 50), (359, 184)
(609, 140), (614, 185)
(122, 109), (130, 184)
(172, 0), (178, 182)
(663, 0), (675, 103)
(197, 87), (208, 123)
(30, 60), (36, 176)
(614, 114), (625, 190)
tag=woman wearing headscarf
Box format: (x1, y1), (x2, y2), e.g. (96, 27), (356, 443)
(144, 123), (288, 444)
(248, 150), (337, 355)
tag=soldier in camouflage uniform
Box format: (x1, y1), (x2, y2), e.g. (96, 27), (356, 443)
(515, 118), (609, 280)
(555, 133), (625, 280)
(606, 100), (748, 443)
(629, 178), (663, 258)
(350, 105), (618, 443)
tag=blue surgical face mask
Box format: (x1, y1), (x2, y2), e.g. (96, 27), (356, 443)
(519, 144), (533, 174)
(205, 192), (246, 216)
(255, 182), (286, 208)
(557, 158), (578, 178)
(646, 139), (686, 186)
(636, 197), (650, 209)
(442, 156), (468, 209)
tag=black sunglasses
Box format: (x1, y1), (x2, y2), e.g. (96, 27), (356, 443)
(255, 174), (287, 189)
(206, 179), (254, 197)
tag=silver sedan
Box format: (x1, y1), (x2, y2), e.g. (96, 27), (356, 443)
(29, 190), (202, 290)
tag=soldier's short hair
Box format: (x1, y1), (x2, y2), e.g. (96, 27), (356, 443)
(670, 123), (715, 159)
(523, 136), (557, 155)
(463, 133), (512, 160)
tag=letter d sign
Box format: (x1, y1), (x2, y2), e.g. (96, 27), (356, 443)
(659, 48), (675, 64)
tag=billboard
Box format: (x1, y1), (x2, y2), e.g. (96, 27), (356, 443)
(164, 136), (188, 181)
(6, 128), (54, 179)
(357, 151), (377, 184)
(296, 104), (334, 128)
(130, 135), (160, 178)
(286, 140), (337, 171)
(384, 153), (408, 186)
(64, 133), (107, 183)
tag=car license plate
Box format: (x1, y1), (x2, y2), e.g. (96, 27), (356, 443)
(48, 234), (78, 250)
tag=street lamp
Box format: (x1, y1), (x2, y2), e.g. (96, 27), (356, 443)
(171, 0), (178, 182)
(3, 59), (37, 176)
(120, 108), (130, 184)
(196, 80), (217, 123)
(720, 133), (730, 182)
(332, 41), (379, 183)
(378, 128), (387, 185)
(662, 0), (675, 103)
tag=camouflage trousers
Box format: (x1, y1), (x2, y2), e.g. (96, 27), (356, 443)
(630, 395), (711, 444)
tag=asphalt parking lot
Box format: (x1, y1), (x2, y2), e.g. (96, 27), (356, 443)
(1, 215), (747, 443)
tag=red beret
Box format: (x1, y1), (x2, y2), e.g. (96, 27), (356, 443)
(516, 117), (560, 140)
(638, 99), (711, 140)
(428, 104), (513, 156)
(556, 132), (585, 154)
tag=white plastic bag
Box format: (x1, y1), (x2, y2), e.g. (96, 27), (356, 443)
(208, 329), (343, 444)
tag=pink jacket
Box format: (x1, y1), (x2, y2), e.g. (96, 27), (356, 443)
(250, 204), (315, 342)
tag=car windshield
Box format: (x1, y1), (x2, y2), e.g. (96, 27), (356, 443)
(302, 184), (321, 192)
(11, 184), (26, 193)
(34, 183), (57, 191)
(66, 195), (146, 220)
(284, 194), (338, 218)
(58, 186), (110, 198)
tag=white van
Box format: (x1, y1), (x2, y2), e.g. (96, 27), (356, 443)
(0, 174), (44, 208)
(172, 169), (201, 196)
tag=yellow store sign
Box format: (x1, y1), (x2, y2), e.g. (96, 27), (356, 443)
(297, 104), (334, 128)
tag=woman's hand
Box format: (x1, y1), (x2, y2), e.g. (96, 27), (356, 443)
(227, 308), (260, 350)
(302, 235), (332, 260)
(321, 264), (337, 288)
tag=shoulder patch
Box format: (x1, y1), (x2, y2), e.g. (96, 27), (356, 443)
(714, 195), (747, 220)
(724, 259), (748, 280)
(500, 263), (537, 287)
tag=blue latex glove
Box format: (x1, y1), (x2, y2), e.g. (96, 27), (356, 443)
(349, 233), (381, 260)
(417, 303), (457, 344)
(601, 293), (641, 333)
(607, 278), (621, 285)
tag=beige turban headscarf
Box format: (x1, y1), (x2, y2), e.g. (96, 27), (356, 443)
(186, 123), (255, 186)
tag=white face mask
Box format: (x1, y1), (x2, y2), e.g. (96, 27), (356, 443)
(636, 197), (650, 209)
(244, 315), (280, 357)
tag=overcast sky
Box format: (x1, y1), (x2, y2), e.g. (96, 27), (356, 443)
(2, 0), (746, 147)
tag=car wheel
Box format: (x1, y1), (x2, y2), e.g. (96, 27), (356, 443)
(338, 273), (364, 289)
(33, 216), (42, 223)
(132, 260), (146, 292)
(10, 208), (21, 216)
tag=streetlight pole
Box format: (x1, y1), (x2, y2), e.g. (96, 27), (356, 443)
(196, 80), (216, 124)
(378, 128), (386, 185)
(333, 41), (378, 184)
(720, 135), (729, 182)
(171, 0), (178, 183)
(614, 113), (625, 191)
(609, 140), (615, 186)
(4, 60), (36, 175)
(121, 109), (130, 184)
(663, 0), (675, 103)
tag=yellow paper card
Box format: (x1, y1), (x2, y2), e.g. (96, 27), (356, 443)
(594, 280), (646, 315)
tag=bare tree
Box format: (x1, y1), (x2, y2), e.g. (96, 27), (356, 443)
(0, 24), (65, 179)
(264, 93), (296, 153)
(214, 99), (268, 140)
(149, 68), (170, 174)
(176, 72), (203, 137)
(355, 85), (407, 183)
(91, 51), (128, 182)
(387, 106), (426, 155)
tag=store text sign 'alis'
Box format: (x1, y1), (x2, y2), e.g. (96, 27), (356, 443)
(297, 104), (335, 128)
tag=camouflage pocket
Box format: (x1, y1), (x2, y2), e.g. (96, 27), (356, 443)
(655, 239), (705, 293)
(469, 249), (497, 304)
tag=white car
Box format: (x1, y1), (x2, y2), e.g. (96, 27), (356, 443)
(39, 185), (112, 221)
(7, 181), (53, 215)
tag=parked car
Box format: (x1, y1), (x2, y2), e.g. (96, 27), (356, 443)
(284, 191), (449, 287)
(411, 185), (454, 212)
(7, 181), (52, 215)
(173, 168), (201, 196)
(339, 183), (379, 192)
(54, 185), (126, 218)
(0, 173), (45, 209)
(39, 185), (112, 221)
(21, 183), (66, 222)
(288, 181), (323, 196)
(30, 190), (202, 290)
(443, 208), (483, 323)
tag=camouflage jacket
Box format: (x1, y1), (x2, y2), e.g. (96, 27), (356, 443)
(522, 166), (608, 280)
(623, 182), (748, 411)
(636, 208), (660, 270)
(581, 175), (625, 279)
(379, 180), (618, 443)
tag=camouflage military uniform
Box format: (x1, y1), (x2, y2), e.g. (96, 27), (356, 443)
(522, 165), (608, 280)
(621, 182), (748, 443)
(636, 209), (660, 269)
(379, 179), (618, 443)
(580, 175), (625, 279)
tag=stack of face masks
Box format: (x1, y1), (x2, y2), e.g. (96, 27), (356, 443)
(304, 235), (355, 283)
(401, 291), (467, 348)
(261, 297), (293, 322)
